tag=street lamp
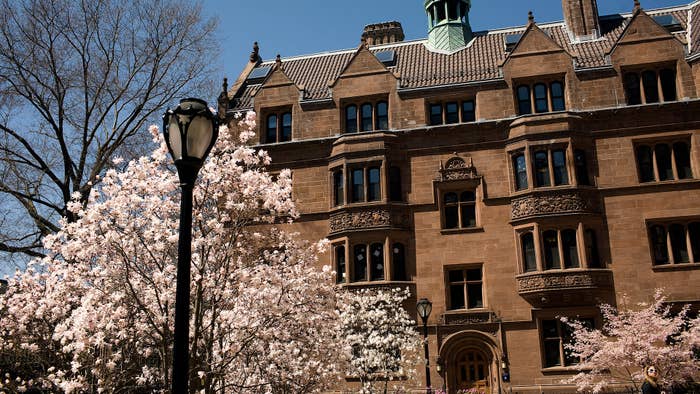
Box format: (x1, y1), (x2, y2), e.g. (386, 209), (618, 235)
(163, 98), (219, 394)
(416, 297), (433, 394)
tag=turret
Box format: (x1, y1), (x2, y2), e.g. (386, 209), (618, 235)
(425, 0), (473, 52)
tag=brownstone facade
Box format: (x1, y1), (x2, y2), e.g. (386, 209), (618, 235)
(226, 1), (700, 392)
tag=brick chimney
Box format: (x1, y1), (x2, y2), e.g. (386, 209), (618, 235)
(362, 21), (405, 46)
(562, 0), (600, 40)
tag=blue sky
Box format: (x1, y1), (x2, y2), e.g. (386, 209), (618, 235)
(202, 0), (690, 81)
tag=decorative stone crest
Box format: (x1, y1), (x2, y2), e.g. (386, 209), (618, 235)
(511, 191), (598, 220)
(329, 208), (410, 234)
(440, 311), (498, 325)
(438, 155), (479, 182)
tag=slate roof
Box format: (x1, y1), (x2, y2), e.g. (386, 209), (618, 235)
(232, 3), (697, 110)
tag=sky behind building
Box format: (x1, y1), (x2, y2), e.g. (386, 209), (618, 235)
(203, 0), (689, 81)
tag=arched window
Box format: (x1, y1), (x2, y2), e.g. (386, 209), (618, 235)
(552, 149), (569, 186)
(550, 81), (565, 111)
(659, 68), (677, 101)
(353, 244), (367, 281)
(513, 153), (528, 190)
(642, 70), (659, 103)
(561, 229), (579, 268)
(266, 114), (278, 143)
(367, 167), (381, 202)
(517, 85), (532, 115)
(335, 246), (346, 283)
(673, 142), (692, 179)
(375, 101), (388, 130)
(534, 83), (548, 113)
(345, 105), (357, 133)
(361, 103), (373, 131)
(333, 170), (344, 206)
(624, 72), (642, 105)
(460, 191), (476, 228)
(445, 102), (459, 124)
(521, 232), (537, 272)
(351, 168), (364, 203)
(649, 225), (669, 265)
(392, 243), (406, 281)
(669, 224), (689, 263)
(281, 112), (292, 141)
(636, 145), (655, 182)
(370, 243), (384, 281)
(534, 151), (551, 187)
(543, 230), (560, 270)
(655, 144), (673, 181)
(389, 166), (402, 201)
(430, 104), (443, 125)
(444, 192), (459, 229)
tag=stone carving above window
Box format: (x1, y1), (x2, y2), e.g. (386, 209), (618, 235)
(329, 208), (409, 234)
(511, 190), (599, 220)
(437, 155), (479, 182)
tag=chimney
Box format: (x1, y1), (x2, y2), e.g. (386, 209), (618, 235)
(362, 21), (405, 46)
(562, 0), (600, 40)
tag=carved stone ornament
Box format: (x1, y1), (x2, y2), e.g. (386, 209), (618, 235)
(440, 311), (497, 325)
(511, 191), (598, 220)
(438, 155), (479, 182)
(516, 270), (614, 294)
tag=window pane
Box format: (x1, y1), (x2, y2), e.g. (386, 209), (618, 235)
(445, 102), (459, 124)
(562, 229), (580, 268)
(543, 230), (561, 269)
(336, 246), (346, 283)
(281, 112), (292, 141)
(448, 270), (463, 282)
(466, 268), (482, 281)
(624, 73), (642, 105)
(445, 206), (459, 229)
(552, 149), (569, 185)
(659, 68), (677, 102)
(585, 229), (601, 268)
(673, 142), (692, 179)
(333, 170), (344, 206)
(361, 103), (373, 131)
(351, 169), (364, 202)
(550, 82), (565, 111)
(266, 114), (277, 143)
(670, 224), (689, 263)
(518, 85), (532, 115)
(636, 145), (655, 182)
(367, 167), (381, 202)
(574, 150), (590, 185)
(392, 243), (406, 281)
(650, 225), (669, 265)
(467, 283), (483, 308)
(444, 192), (458, 204)
(430, 104), (443, 125)
(642, 70), (659, 103)
(544, 340), (562, 367)
(462, 100), (475, 122)
(389, 166), (402, 201)
(449, 284), (465, 310)
(461, 202), (476, 228)
(534, 151), (551, 187)
(353, 244), (367, 281)
(370, 243), (384, 280)
(460, 191), (475, 202)
(534, 83), (548, 113)
(514, 154), (528, 190)
(689, 222), (700, 262)
(346, 105), (357, 133)
(376, 101), (388, 130)
(542, 320), (559, 338)
(655, 144), (674, 181)
(522, 233), (537, 272)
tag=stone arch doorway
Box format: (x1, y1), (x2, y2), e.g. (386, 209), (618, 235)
(439, 330), (501, 394)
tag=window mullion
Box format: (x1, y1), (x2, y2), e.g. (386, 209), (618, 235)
(639, 73), (647, 104)
(534, 224), (544, 271)
(577, 223), (588, 268)
(557, 229), (564, 269)
(685, 225), (694, 264)
(670, 144), (679, 180)
(666, 225), (675, 264)
(652, 148), (661, 182)
(525, 146), (534, 189)
(548, 149), (555, 187)
(657, 71), (664, 102)
(547, 83), (553, 112)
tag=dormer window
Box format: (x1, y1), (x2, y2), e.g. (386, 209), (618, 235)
(264, 111), (292, 143)
(516, 81), (565, 115)
(343, 99), (389, 133)
(623, 68), (677, 105)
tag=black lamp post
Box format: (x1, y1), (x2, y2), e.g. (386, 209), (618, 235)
(416, 298), (433, 394)
(163, 98), (218, 394)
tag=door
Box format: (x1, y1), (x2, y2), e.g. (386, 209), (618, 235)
(455, 349), (489, 392)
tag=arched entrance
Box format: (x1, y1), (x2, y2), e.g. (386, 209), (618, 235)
(439, 330), (501, 394)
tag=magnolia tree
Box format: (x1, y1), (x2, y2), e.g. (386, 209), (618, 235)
(338, 287), (422, 394)
(562, 290), (700, 393)
(0, 113), (343, 393)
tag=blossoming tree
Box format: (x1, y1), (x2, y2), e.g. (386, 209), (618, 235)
(562, 290), (700, 393)
(0, 113), (343, 393)
(337, 287), (422, 394)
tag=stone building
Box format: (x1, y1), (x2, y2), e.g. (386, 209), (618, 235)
(224, 0), (700, 392)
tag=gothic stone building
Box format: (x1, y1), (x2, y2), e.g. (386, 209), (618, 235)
(224, 0), (700, 392)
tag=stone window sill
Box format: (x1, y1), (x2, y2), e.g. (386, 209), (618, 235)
(441, 226), (484, 235)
